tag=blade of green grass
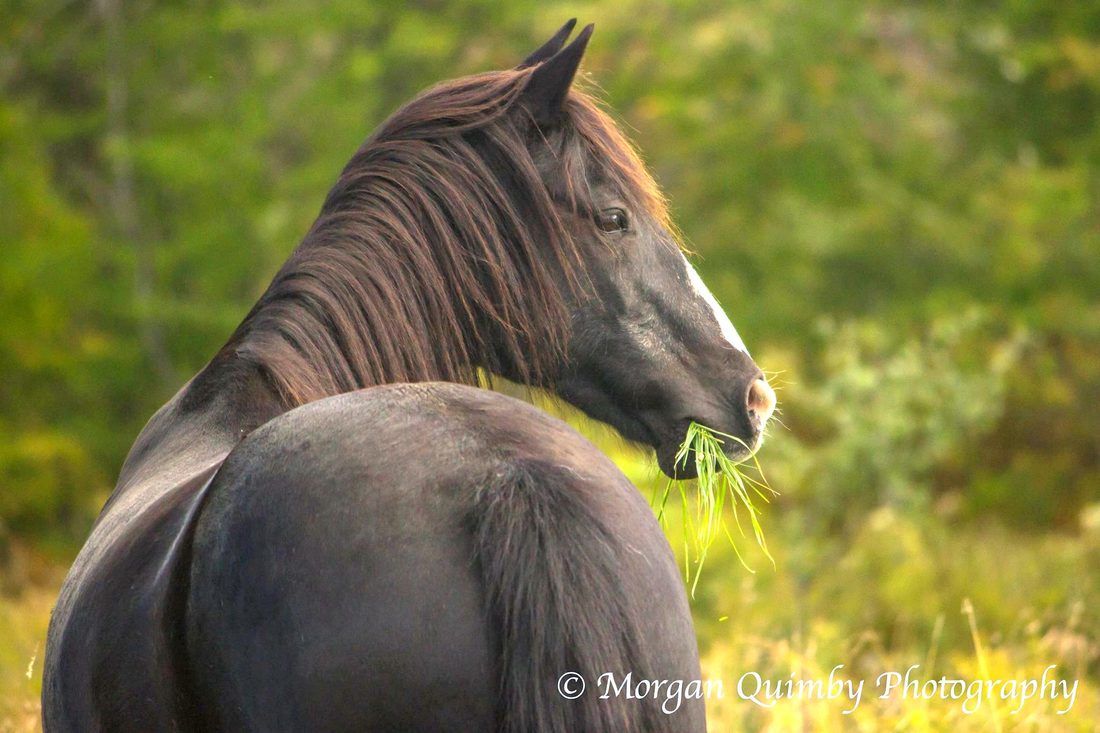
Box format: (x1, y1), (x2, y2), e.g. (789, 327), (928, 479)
(653, 421), (777, 595)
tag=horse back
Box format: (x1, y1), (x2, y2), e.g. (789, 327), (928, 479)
(185, 382), (703, 732)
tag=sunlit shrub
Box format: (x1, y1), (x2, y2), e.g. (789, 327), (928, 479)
(775, 310), (1025, 534)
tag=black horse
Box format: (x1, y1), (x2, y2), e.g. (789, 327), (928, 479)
(43, 21), (776, 732)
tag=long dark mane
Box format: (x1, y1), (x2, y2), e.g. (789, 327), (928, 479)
(227, 66), (667, 408)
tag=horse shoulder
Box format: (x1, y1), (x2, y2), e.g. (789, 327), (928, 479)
(42, 458), (225, 732)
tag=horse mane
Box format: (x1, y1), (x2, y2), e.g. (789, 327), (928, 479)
(229, 65), (668, 408)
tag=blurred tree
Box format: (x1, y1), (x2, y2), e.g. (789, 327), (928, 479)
(0, 0), (1096, 545)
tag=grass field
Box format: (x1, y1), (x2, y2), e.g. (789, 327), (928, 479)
(0, 545), (57, 733)
(3, 428), (1096, 731)
(3, 521), (1095, 731)
(690, 520), (1099, 731)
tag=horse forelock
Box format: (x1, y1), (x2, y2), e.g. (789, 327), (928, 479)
(233, 66), (669, 408)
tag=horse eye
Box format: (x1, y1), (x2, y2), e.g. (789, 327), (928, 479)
(595, 208), (629, 233)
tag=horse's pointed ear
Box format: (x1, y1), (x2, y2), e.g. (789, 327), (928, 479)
(517, 19), (577, 69)
(519, 23), (594, 127)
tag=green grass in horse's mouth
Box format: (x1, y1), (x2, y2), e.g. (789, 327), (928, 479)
(653, 421), (777, 597)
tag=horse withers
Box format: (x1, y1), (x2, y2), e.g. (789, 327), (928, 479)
(43, 21), (775, 732)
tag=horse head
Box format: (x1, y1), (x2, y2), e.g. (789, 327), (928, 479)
(509, 22), (776, 476)
(238, 21), (776, 478)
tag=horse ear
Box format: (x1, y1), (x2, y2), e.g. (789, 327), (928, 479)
(519, 23), (594, 127)
(517, 19), (577, 69)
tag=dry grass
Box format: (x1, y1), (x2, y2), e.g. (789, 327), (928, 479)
(2, 561), (1093, 732)
(0, 587), (49, 733)
(701, 605), (1099, 732)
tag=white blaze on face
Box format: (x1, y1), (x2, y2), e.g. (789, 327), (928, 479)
(681, 252), (750, 356)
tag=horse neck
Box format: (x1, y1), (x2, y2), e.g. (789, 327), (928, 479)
(218, 201), (509, 408)
(114, 135), (559, 494)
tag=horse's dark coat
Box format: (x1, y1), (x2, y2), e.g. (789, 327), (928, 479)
(44, 21), (769, 732)
(184, 384), (700, 731)
(43, 460), (222, 730)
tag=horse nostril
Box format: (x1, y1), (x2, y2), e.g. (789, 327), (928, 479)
(746, 379), (776, 424)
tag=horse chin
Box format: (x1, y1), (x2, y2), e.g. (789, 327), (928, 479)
(652, 418), (697, 479)
(656, 443), (694, 479)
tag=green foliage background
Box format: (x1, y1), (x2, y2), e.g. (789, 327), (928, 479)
(1, 0), (1098, 729)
